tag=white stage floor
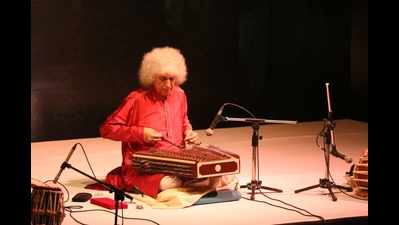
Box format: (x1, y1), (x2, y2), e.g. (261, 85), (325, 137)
(31, 119), (368, 225)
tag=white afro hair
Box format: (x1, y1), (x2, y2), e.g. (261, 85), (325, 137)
(138, 46), (187, 88)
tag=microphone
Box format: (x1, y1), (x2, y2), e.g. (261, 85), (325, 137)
(206, 104), (225, 136)
(53, 143), (78, 183)
(326, 120), (351, 163)
(330, 145), (352, 163)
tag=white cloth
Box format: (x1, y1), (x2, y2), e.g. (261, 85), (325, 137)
(160, 175), (183, 191)
(133, 175), (239, 209)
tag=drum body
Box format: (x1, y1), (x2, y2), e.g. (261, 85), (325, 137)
(351, 150), (368, 199)
(31, 186), (65, 225)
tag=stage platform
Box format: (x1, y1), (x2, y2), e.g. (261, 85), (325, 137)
(31, 119), (368, 225)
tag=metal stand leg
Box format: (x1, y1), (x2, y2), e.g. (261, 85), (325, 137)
(240, 123), (283, 200)
(295, 83), (353, 201)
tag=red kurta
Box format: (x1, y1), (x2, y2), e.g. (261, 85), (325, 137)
(100, 86), (192, 197)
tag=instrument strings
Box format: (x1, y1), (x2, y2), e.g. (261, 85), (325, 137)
(161, 137), (185, 149)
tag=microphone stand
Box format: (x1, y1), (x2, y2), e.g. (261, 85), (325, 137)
(294, 83), (352, 201)
(222, 116), (297, 200)
(59, 161), (138, 225)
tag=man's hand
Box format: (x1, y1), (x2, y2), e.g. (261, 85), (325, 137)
(184, 129), (201, 145)
(143, 127), (163, 143)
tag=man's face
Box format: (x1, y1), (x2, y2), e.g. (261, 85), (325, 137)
(153, 73), (176, 98)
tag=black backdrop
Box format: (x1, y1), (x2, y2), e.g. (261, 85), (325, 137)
(31, 0), (368, 142)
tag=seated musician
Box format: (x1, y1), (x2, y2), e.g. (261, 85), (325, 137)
(100, 46), (231, 198)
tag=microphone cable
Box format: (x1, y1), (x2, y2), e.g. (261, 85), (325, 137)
(241, 190), (325, 224)
(217, 103), (260, 180)
(74, 143), (98, 180)
(63, 206), (161, 225)
(43, 179), (71, 203)
(222, 102), (257, 118)
(43, 143), (159, 225)
(44, 143), (98, 202)
(326, 164), (368, 201)
(315, 121), (367, 201)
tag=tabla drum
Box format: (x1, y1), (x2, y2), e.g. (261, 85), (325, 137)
(351, 149), (368, 199)
(31, 185), (65, 225)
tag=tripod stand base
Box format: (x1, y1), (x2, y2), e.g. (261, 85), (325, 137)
(294, 178), (353, 201)
(240, 180), (283, 200)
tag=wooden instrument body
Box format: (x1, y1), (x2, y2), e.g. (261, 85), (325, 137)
(132, 145), (240, 179)
(351, 149), (368, 199)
